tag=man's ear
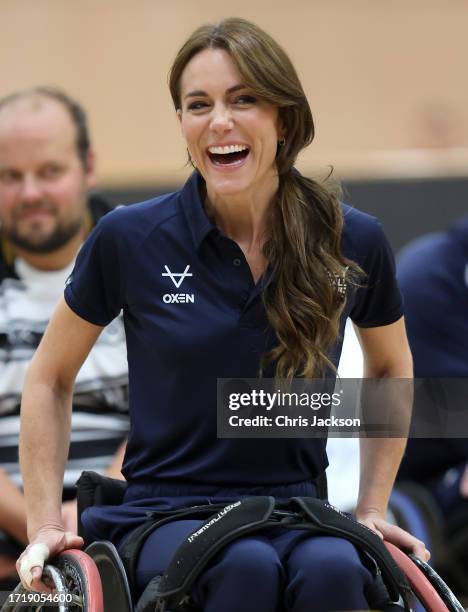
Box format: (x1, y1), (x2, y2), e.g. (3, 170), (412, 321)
(84, 149), (97, 189)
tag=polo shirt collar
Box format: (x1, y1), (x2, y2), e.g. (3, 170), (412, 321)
(179, 171), (216, 250)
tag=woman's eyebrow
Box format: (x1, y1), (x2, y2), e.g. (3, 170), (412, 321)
(184, 84), (246, 99)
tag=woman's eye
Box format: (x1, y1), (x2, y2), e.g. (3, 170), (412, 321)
(187, 101), (209, 111)
(235, 95), (257, 105)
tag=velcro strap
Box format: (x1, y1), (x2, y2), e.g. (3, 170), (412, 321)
(150, 496), (275, 609)
(291, 497), (411, 608)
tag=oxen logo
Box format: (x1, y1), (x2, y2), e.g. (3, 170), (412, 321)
(162, 265), (194, 304)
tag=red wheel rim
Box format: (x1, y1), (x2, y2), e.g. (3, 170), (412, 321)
(384, 541), (448, 612)
(59, 549), (104, 612)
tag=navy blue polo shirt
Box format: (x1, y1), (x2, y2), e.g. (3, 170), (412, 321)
(65, 171), (402, 487)
(397, 216), (468, 377)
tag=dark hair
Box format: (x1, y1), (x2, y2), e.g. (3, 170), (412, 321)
(0, 86), (91, 168)
(169, 18), (362, 378)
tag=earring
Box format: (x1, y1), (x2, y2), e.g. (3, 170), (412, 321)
(278, 137), (286, 147)
(187, 149), (197, 168)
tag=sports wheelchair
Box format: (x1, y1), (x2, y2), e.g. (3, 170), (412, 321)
(1, 472), (465, 612)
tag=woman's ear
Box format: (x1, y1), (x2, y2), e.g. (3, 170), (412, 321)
(276, 114), (286, 142)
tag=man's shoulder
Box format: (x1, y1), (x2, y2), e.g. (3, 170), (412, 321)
(397, 228), (468, 304)
(399, 232), (448, 264)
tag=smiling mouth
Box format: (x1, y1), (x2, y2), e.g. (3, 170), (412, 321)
(17, 208), (54, 221)
(207, 144), (250, 166)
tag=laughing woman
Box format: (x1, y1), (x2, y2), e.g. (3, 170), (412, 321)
(17, 18), (428, 612)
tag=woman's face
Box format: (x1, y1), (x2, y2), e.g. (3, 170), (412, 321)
(178, 48), (283, 199)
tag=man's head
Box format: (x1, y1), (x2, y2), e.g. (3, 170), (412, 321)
(0, 87), (96, 256)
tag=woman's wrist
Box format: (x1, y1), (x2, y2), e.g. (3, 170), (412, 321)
(355, 504), (387, 522)
(27, 518), (64, 543)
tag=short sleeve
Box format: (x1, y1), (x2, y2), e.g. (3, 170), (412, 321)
(349, 219), (403, 328)
(64, 211), (126, 326)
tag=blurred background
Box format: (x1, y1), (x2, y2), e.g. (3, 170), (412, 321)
(2, 0), (467, 251)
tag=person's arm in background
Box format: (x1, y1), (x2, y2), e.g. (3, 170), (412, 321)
(0, 470), (27, 579)
(354, 317), (430, 561)
(104, 439), (127, 480)
(16, 297), (103, 592)
(0, 468), (27, 546)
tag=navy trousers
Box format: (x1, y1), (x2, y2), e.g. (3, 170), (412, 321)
(134, 519), (374, 612)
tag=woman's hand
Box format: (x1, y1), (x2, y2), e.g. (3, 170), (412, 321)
(16, 526), (83, 592)
(356, 509), (430, 562)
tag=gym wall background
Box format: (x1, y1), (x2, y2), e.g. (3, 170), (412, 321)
(2, 0), (467, 247)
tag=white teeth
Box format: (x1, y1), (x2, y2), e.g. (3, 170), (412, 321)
(208, 144), (249, 155)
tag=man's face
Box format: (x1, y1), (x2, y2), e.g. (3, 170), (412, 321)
(0, 98), (96, 254)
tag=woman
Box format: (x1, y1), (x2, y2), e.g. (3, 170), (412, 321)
(17, 18), (428, 611)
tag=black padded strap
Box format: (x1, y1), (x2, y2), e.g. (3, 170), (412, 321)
(145, 497), (275, 610)
(123, 492), (413, 611)
(291, 497), (412, 608)
(119, 503), (229, 593)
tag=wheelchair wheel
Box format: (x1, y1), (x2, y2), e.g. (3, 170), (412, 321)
(408, 554), (465, 612)
(385, 542), (464, 612)
(0, 550), (105, 612)
(84, 541), (133, 612)
(55, 549), (104, 612)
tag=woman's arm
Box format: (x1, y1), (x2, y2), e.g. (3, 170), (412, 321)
(354, 317), (429, 560)
(17, 297), (103, 590)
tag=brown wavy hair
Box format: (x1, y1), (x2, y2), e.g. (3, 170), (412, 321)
(169, 18), (362, 378)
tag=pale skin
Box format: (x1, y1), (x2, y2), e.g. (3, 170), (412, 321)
(17, 300), (102, 591)
(12, 310), (126, 591)
(177, 48), (283, 283)
(353, 321), (425, 553)
(17, 49), (428, 592)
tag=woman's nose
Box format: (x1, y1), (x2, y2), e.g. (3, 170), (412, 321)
(210, 104), (233, 133)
